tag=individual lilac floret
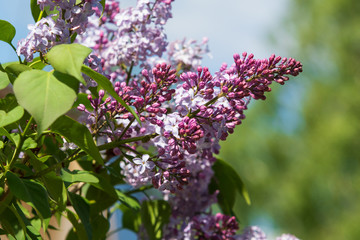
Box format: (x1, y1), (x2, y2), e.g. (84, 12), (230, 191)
(133, 154), (154, 174)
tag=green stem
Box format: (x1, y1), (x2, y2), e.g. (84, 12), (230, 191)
(37, 10), (44, 22)
(126, 61), (134, 85)
(7, 117), (33, 171)
(26, 149), (83, 179)
(118, 117), (135, 140)
(10, 43), (22, 64)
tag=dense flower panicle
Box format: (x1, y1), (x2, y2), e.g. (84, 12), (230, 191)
(181, 213), (239, 240)
(17, 16), (67, 62)
(77, 0), (173, 72)
(17, 0), (101, 61)
(70, 1), (303, 238)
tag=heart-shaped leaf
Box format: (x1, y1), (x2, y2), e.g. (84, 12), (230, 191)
(13, 69), (77, 133)
(0, 106), (24, 128)
(46, 44), (92, 84)
(0, 20), (16, 45)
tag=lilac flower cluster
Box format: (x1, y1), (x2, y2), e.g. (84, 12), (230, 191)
(77, 51), (302, 239)
(78, 0), (173, 73)
(59, 0), (303, 238)
(17, 0), (101, 61)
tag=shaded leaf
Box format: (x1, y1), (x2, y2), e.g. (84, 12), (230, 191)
(13, 69), (77, 133)
(47, 44), (91, 83)
(141, 200), (171, 240)
(120, 204), (141, 233)
(5, 64), (32, 84)
(66, 209), (87, 240)
(0, 20), (16, 44)
(210, 159), (251, 215)
(5, 172), (51, 229)
(51, 115), (104, 165)
(0, 106), (24, 128)
(116, 190), (141, 211)
(68, 192), (92, 240)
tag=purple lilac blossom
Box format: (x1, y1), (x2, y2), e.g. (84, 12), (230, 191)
(77, 0), (173, 73)
(17, 0), (101, 61)
(72, 1), (303, 238)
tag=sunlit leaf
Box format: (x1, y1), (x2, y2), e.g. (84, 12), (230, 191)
(47, 44), (92, 84)
(61, 169), (99, 184)
(13, 69), (77, 133)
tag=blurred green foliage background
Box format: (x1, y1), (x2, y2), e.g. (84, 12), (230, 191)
(220, 0), (360, 239)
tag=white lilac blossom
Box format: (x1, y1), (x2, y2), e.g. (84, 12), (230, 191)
(133, 154), (154, 174)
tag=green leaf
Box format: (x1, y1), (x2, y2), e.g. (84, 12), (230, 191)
(86, 185), (117, 215)
(66, 209), (87, 240)
(26, 150), (67, 208)
(81, 65), (141, 124)
(0, 93), (18, 112)
(210, 159), (251, 215)
(120, 204), (141, 233)
(91, 214), (109, 240)
(5, 63), (32, 84)
(116, 190), (141, 211)
(141, 200), (171, 240)
(47, 44), (92, 84)
(0, 70), (10, 90)
(0, 20), (16, 45)
(13, 69), (77, 133)
(51, 115), (104, 165)
(61, 169), (99, 184)
(0, 106), (24, 128)
(68, 192), (92, 240)
(6, 172), (52, 229)
(0, 127), (15, 144)
(27, 56), (47, 70)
